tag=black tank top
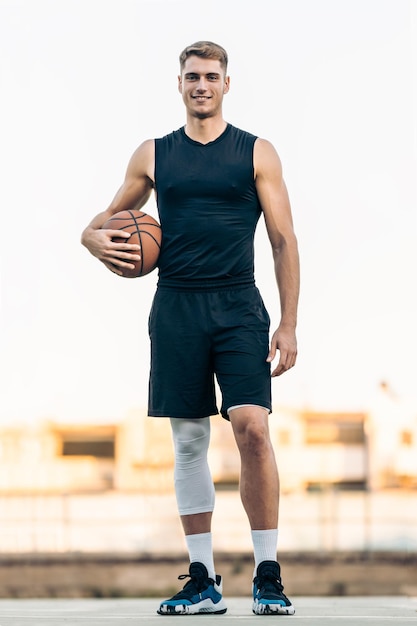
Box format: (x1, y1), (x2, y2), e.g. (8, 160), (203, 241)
(154, 123), (261, 288)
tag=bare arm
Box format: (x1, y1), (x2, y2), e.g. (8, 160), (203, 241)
(254, 138), (300, 376)
(81, 139), (155, 275)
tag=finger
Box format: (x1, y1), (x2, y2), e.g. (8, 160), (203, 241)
(271, 360), (286, 377)
(104, 250), (141, 262)
(273, 346), (290, 373)
(107, 237), (141, 252)
(266, 343), (277, 363)
(105, 256), (139, 269)
(272, 353), (297, 377)
(110, 244), (141, 253)
(104, 229), (132, 239)
(102, 248), (140, 267)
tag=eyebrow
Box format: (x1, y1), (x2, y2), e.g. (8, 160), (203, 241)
(184, 72), (221, 78)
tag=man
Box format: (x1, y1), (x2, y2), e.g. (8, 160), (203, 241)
(81, 41), (299, 616)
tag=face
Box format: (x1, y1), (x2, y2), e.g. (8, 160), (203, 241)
(178, 56), (230, 119)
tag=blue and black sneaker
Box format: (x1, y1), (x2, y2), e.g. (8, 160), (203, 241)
(252, 560), (295, 615)
(157, 562), (227, 615)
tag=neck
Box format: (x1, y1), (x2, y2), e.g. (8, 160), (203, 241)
(184, 116), (227, 144)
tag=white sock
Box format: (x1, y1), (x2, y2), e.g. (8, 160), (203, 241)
(185, 532), (216, 581)
(251, 529), (278, 575)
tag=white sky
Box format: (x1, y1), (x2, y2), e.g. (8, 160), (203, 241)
(0, 0), (416, 424)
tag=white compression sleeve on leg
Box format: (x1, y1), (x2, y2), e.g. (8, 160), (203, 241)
(170, 417), (215, 516)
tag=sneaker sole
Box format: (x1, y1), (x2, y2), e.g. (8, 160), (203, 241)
(158, 598), (227, 615)
(252, 601), (295, 615)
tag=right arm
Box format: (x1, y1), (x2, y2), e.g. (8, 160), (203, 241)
(81, 139), (155, 275)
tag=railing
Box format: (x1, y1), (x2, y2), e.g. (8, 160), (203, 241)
(0, 489), (416, 554)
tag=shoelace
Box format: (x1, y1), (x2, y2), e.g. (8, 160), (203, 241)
(170, 573), (205, 598)
(255, 573), (284, 595)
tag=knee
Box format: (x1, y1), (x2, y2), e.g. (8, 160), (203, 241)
(171, 418), (210, 457)
(231, 413), (272, 457)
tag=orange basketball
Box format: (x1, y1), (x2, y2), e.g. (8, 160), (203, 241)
(102, 209), (162, 278)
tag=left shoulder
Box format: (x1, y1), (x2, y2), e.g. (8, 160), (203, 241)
(254, 137), (283, 179)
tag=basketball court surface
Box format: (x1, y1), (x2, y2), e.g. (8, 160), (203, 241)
(0, 597), (416, 625)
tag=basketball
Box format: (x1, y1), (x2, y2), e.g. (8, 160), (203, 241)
(102, 209), (162, 278)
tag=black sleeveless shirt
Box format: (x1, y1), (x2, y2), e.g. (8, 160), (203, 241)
(154, 124), (261, 288)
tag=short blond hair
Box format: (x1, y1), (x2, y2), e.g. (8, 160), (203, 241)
(179, 41), (228, 73)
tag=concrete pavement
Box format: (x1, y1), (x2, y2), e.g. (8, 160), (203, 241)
(0, 597), (416, 625)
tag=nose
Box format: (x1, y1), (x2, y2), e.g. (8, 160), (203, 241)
(196, 77), (208, 92)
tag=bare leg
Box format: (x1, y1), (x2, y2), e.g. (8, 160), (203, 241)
(181, 511), (212, 535)
(229, 406), (279, 529)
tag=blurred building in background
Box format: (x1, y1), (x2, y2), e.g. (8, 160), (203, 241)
(1, 382), (416, 557)
(0, 382), (416, 495)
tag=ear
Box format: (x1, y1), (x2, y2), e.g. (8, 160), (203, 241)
(178, 75), (182, 94)
(224, 76), (230, 94)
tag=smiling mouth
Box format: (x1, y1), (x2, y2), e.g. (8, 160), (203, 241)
(192, 96), (211, 101)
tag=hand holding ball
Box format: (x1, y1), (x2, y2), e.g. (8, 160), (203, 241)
(101, 209), (162, 278)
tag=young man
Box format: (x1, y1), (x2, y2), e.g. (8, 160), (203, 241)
(81, 41), (299, 616)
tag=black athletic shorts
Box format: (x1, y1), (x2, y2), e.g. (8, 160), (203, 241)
(147, 284), (272, 419)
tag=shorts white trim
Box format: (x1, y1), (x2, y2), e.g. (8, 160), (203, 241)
(227, 404), (270, 415)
